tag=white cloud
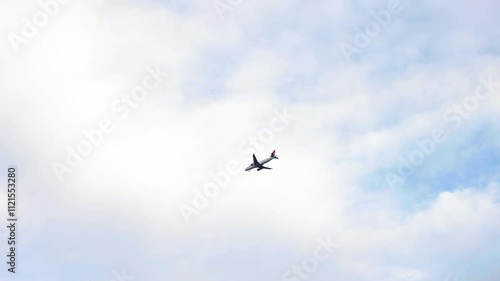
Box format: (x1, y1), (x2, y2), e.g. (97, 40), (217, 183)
(0, 0), (499, 280)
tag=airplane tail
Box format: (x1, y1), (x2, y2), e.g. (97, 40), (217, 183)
(271, 150), (279, 159)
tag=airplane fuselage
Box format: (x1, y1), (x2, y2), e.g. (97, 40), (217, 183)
(245, 156), (276, 171)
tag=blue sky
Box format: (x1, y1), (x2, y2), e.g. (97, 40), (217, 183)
(0, 0), (499, 280)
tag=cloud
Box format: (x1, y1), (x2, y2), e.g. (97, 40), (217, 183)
(0, 0), (499, 280)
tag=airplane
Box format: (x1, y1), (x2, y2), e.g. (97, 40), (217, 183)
(245, 150), (279, 171)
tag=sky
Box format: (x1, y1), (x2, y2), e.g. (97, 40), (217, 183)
(0, 0), (499, 280)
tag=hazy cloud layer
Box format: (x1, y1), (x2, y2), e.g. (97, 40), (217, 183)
(0, 0), (499, 280)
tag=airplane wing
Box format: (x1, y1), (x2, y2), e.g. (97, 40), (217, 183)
(257, 166), (272, 171)
(252, 154), (259, 166)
